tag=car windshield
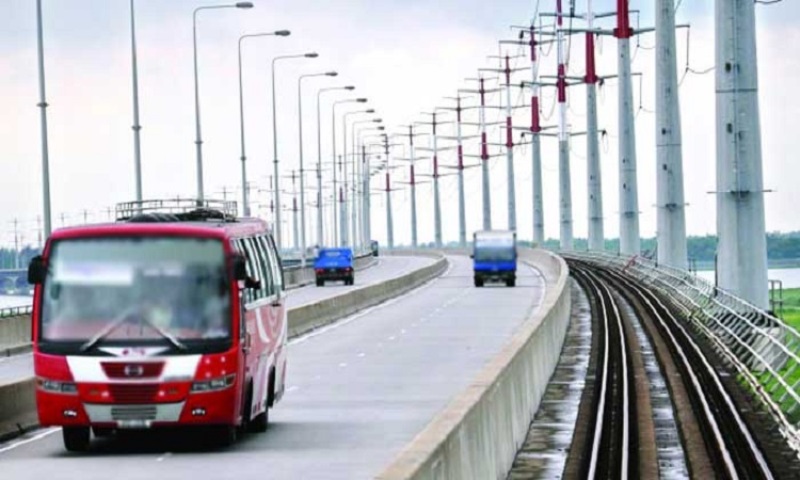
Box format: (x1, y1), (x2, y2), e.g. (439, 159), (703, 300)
(474, 237), (516, 262)
(323, 251), (342, 257)
(40, 237), (230, 344)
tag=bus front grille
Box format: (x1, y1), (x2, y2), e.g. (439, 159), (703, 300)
(108, 384), (159, 404)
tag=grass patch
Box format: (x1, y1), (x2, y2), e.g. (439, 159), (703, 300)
(778, 288), (800, 330)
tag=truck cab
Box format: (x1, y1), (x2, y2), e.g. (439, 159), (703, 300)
(313, 248), (355, 286)
(472, 230), (517, 287)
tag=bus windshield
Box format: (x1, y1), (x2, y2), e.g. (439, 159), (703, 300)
(40, 237), (231, 346)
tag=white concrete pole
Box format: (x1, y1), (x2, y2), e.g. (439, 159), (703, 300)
(35, 0), (52, 238)
(432, 114), (443, 247)
(616, 2), (641, 255)
(456, 98), (468, 246)
(503, 56), (517, 232)
(556, 2), (573, 250)
(526, 27), (545, 245)
(585, 6), (605, 251)
(478, 78), (492, 230)
(715, 0), (768, 309)
(409, 126), (419, 248)
(656, 0), (688, 269)
(384, 138), (395, 248)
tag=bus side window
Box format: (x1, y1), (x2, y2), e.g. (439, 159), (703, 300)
(266, 234), (284, 291)
(232, 239), (251, 305)
(255, 236), (275, 297)
(242, 237), (265, 301)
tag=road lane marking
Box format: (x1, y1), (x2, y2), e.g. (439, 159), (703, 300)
(156, 452), (172, 462)
(0, 427), (60, 454)
(290, 257), (449, 346)
(357, 353), (365, 358)
(338, 363), (347, 368)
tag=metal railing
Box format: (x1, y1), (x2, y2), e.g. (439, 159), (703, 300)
(0, 305), (32, 319)
(562, 250), (800, 455)
(115, 198), (238, 221)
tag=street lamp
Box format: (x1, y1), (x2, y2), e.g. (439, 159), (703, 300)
(331, 98), (368, 246)
(271, 51), (318, 248)
(237, 30), (290, 217)
(129, 0), (143, 203)
(341, 109), (375, 247)
(35, 0), (52, 238)
(316, 85), (355, 246)
(355, 127), (386, 249)
(193, 1), (254, 203)
(298, 71), (337, 264)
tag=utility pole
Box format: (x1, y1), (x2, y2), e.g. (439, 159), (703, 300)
(506, 25), (554, 246)
(615, 0), (640, 255)
(715, 0), (768, 309)
(338, 156), (346, 246)
(583, 1), (605, 251)
(418, 113), (454, 248)
(440, 96), (477, 247)
(484, 54), (526, 232)
(556, 0), (573, 251)
(656, 0), (687, 268)
(35, 0), (52, 239)
(460, 78), (502, 231)
(408, 126), (419, 248)
(382, 136), (401, 249)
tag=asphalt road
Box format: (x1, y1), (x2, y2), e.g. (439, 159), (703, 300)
(0, 256), (432, 386)
(0, 255), (545, 480)
(286, 255), (435, 308)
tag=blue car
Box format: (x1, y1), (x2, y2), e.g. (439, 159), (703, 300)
(472, 230), (517, 287)
(314, 248), (355, 286)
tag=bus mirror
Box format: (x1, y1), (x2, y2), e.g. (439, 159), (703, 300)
(28, 256), (46, 284)
(232, 254), (248, 281)
(245, 277), (261, 290)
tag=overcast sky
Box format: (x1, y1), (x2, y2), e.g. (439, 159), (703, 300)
(1, 0), (799, 249)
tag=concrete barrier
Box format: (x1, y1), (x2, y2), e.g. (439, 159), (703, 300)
(0, 315), (30, 357)
(0, 252), (444, 441)
(377, 248), (571, 480)
(0, 378), (37, 442)
(287, 255), (447, 338)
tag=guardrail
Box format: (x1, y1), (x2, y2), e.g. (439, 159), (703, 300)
(0, 305), (32, 319)
(562, 251), (800, 456)
(378, 248), (571, 480)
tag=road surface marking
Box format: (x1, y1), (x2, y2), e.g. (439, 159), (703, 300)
(0, 428), (60, 454)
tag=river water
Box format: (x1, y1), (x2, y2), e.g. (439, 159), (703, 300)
(695, 267), (800, 289)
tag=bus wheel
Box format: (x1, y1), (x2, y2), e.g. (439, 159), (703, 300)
(316, 278), (324, 287)
(506, 279), (515, 287)
(62, 426), (90, 452)
(214, 425), (237, 447)
(474, 278), (484, 288)
(250, 406), (269, 433)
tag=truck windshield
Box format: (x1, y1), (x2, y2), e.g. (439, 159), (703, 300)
(40, 237), (231, 345)
(474, 246), (515, 262)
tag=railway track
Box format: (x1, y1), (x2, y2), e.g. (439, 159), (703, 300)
(550, 260), (786, 480)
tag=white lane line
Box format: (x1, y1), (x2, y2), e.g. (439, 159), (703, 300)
(388, 336), (396, 341)
(156, 452), (172, 462)
(286, 385), (299, 392)
(0, 427), (60, 454)
(357, 352), (365, 358)
(400, 329), (406, 335)
(338, 363), (347, 368)
(290, 257), (450, 346)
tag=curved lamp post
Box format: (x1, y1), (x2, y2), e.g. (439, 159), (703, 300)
(193, 1), (254, 202)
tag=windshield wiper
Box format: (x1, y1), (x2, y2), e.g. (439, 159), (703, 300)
(80, 307), (138, 352)
(80, 307), (186, 352)
(141, 318), (187, 351)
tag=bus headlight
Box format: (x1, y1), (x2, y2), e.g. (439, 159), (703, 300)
(191, 374), (236, 393)
(38, 378), (78, 395)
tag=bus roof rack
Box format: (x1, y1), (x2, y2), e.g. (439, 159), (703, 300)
(116, 199), (238, 223)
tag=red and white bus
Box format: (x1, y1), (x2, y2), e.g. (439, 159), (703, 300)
(27, 200), (288, 451)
